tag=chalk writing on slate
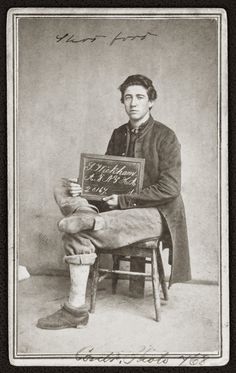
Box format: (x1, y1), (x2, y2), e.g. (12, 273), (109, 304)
(79, 153), (145, 200)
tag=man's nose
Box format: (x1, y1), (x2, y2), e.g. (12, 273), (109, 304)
(130, 97), (137, 106)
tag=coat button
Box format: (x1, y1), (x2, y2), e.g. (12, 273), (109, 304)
(122, 152), (125, 156)
(133, 203), (137, 207)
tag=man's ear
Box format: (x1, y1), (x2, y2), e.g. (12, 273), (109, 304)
(148, 100), (154, 109)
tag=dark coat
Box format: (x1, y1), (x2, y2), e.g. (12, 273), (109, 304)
(105, 115), (191, 286)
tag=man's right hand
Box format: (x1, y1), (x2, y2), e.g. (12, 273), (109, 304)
(63, 178), (82, 197)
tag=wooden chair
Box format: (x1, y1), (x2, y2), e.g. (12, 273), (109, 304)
(89, 237), (168, 321)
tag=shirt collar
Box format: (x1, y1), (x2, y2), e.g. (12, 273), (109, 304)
(127, 115), (153, 135)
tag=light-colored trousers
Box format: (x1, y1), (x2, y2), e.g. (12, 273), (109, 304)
(54, 180), (163, 266)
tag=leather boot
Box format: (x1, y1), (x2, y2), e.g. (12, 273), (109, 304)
(37, 303), (89, 330)
(58, 209), (105, 234)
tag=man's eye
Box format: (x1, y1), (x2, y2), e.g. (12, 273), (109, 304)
(137, 96), (144, 99)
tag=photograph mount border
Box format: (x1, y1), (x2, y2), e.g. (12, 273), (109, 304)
(7, 7), (228, 366)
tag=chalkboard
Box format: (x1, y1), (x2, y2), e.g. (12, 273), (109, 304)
(78, 153), (145, 200)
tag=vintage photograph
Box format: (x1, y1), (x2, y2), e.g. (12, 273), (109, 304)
(8, 8), (228, 366)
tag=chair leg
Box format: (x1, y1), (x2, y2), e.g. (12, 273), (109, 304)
(156, 246), (169, 301)
(151, 248), (161, 322)
(89, 254), (100, 313)
(112, 255), (120, 294)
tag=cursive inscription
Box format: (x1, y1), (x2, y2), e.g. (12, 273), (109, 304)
(75, 345), (208, 366)
(80, 154), (144, 199)
(56, 33), (107, 44)
(110, 31), (158, 46)
(56, 31), (158, 46)
(83, 161), (138, 196)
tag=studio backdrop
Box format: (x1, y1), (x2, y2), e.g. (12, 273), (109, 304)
(17, 16), (218, 283)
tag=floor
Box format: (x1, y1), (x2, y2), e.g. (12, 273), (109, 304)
(17, 275), (220, 356)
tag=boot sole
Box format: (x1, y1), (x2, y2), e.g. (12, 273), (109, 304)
(37, 321), (88, 330)
(37, 316), (89, 330)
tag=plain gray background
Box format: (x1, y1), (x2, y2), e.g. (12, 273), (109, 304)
(17, 17), (218, 282)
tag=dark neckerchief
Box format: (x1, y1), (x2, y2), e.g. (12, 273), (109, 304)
(126, 116), (152, 157)
(128, 116), (151, 135)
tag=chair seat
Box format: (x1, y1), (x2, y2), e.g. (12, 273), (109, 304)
(98, 237), (160, 257)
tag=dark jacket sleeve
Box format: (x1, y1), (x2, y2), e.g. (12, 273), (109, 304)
(105, 130), (116, 155)
(118, 132), (181, 209)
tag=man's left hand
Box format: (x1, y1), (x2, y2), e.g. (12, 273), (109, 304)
(102, 195), (119, 209)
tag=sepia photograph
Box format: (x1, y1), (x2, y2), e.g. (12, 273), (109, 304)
(7, 8), (228, 366)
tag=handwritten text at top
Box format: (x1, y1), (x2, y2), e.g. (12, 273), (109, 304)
(56, 31), (158, 46)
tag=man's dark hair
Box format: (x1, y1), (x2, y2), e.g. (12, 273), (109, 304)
(119, 74), (157, 103)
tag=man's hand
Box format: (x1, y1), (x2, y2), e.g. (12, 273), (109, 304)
(103, 194), (119, 209)
(64, 178), (82, 197)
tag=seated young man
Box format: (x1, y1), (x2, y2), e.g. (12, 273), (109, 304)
(37, 74), (191, 329)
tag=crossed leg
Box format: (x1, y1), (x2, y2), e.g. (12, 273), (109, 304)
(37, 180), (162, 329)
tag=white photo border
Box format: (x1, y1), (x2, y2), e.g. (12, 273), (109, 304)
(7, 7), (229, 367)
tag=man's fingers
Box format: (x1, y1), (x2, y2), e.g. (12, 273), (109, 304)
(71, 193), (80, 197)
(69, 183), (82, 197)
(69, 185), (81, 191)
(69, 183), (81, 188)
(69, 188), (81, 193)
(102, 196), (112, 202)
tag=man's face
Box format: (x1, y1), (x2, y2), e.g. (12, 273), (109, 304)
(123, 85), (153, 122)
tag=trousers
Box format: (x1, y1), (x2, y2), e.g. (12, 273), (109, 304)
(54, 180), (163, 266)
